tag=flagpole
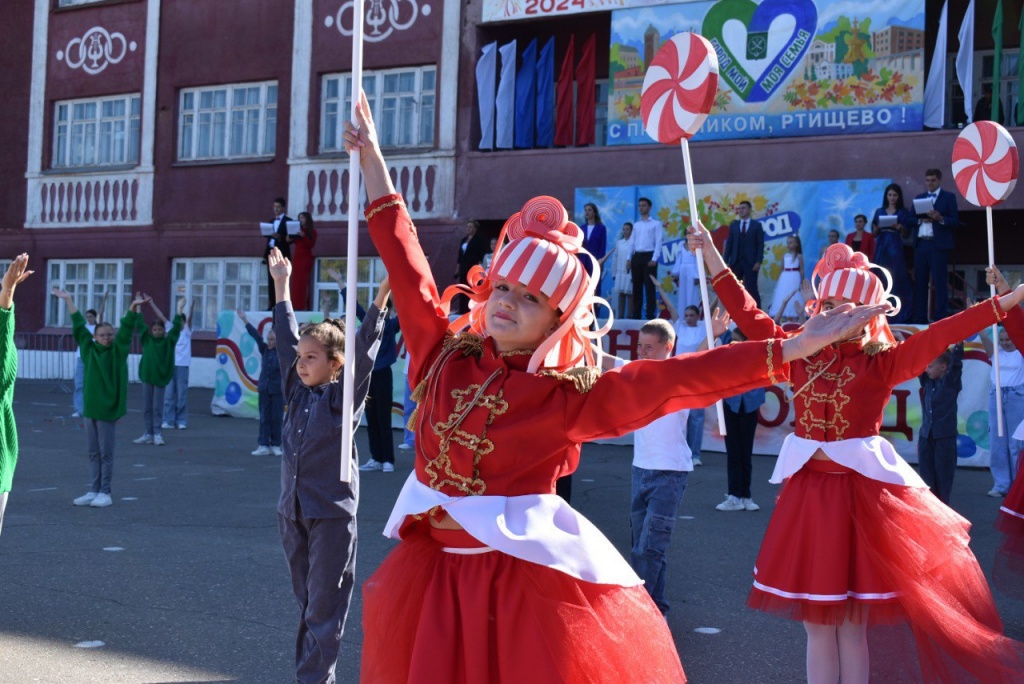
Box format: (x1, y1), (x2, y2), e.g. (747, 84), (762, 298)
(341, 0), (366, 483)
(988, 205), (1004, 436)
(681, 138), (727, 436)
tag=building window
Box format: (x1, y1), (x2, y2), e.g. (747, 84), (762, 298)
(321, 66), (436, 152)
(178, 82), (277, 161)
(313, 257), (386, 315)
(53, 95), (141, 169)
(57, 0), (104, 6)
(47, 259), (133, 327)
(172, 258), (268, 331)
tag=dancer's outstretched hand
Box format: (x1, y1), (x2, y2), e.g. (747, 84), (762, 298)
(782, 302), (891, 362)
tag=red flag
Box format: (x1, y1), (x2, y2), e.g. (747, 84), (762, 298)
(575, 34), (596, 146)
(554, 35), (574, 146)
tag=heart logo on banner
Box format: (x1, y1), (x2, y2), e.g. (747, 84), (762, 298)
(702, 0), (818, 103)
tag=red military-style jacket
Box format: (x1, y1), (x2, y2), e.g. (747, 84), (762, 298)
(366, 194), (791, 500)
(712, 269), (1008, 441)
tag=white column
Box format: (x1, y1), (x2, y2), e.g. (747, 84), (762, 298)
(24, 0), (50, 226)
(288, 0), (314, 212)
(437, 0), (461, 151)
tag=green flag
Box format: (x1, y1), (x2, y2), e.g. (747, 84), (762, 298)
(993, 0), (1003, 121)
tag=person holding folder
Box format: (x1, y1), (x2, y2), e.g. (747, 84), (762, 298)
(910, 169), (959, 323)
(264, 197), (293, 309)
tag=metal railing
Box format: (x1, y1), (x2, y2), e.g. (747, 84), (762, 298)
(14, 332), (143, 391)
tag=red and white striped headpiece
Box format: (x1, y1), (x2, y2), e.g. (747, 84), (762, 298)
(439, 196), (612, 373)
(809, 243), (900, 345)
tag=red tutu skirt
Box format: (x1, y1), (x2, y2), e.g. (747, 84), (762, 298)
(748, 459), (1024, 682)
(361, 525), (686, 684)
(995, 449), (1024, 600)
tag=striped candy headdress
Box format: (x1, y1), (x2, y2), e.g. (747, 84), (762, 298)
(808, 243), (900, 346)
(441, 196), (611, 373)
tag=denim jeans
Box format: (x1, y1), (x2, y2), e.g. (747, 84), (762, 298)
(630, 466), (688, 614)
(989, 386), (1024, 494)
(142, 383), (166, 437)
(686, 408), (705, 461)
(87, 419), (116, 494)
(163, 366), (190, 427)
(402, 377), (416, 448)
(259, 392), (284, 447)
(73, 357), (85, 414)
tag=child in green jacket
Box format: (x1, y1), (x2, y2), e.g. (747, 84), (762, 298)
(0, 254), (33, 534)
(132, 296), (183, 446)
(54, 288), (144, 508)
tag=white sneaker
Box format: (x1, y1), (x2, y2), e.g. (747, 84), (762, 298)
(398, 442), (414, 451)
(271, 446), (283, 457)
(73, 492), (97, 506)
(359, 459), (383, 471)
(251, 445), (272, 456)
(741, 497), (760, 511)
(692, 456), (703, 467)
(161, 422), (175, 429)
(90, 493), (113, 508)
(177, 424), (187, 430)
(382, 462), (395, 473)
(716, 495), (745, 512)
(133, 434), (153, 445)
(71, 412), (82, 418)
(153, 435), (165, 446)
(988, 488), (1007, 497)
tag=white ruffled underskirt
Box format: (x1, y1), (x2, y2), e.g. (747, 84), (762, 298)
(771, 433), (928, 488)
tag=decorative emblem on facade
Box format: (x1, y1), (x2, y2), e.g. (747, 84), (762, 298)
(57, 27), (137, 75)
(324, 0), (429, 43)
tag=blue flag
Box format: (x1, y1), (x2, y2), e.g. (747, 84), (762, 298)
(535, 38), (555, 148)
(515, 39), (537, 149)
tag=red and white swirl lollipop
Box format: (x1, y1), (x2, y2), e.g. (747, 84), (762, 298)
(951, 120), (1019, 436)
(952, 121), (1019, 207)
(641, 33), (719, 144)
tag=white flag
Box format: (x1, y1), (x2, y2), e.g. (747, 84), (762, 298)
(496, 41), (517, 149)
(476, 42), (497, 150)
(923, 1), (948, 128)
(956, 0), (976, 123)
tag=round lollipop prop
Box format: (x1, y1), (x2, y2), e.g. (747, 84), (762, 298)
(641, 32), (726, 433)
(952, 120), (1019, 436)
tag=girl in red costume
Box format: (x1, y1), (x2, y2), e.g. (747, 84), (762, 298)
(689, 225), (1024, 684)
(989, 266), (1024, 599)
(342, 96), (886, 684)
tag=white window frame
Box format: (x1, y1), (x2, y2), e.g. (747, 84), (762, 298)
(47, 259), (134, 327)
(57, 0), (104, 6)
(313, 257), (387, 316)
(52, 94), (141, 169)
(171, 258), (268, 331)
(178, 81), (278, 161)
(321, 66), (436, 152)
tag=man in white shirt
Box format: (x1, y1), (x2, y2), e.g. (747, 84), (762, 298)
(629, 319), (691, 615)
(911, 168), (959, 323)
(630, 197), (665, 319)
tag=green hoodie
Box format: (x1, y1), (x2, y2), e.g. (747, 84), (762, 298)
(0, 305), (18, 493)
(136, 314), (182, 387)
(73, 309), (137, 422)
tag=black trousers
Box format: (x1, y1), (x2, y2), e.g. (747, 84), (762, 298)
(723, 404), (759, 499)
(366, 366), (395, 464)
(918, 434), (957, 504)
(630, 251), (657, 319)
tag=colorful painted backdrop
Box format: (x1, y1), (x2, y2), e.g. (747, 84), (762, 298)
(608, 0), (925, 144)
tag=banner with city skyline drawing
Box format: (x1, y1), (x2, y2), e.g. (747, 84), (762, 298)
(608, 0), (925, 144)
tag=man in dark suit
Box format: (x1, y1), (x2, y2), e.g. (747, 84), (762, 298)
(910, 169), (959, 323)
(454, 220), (488, 314)
(265, 196), (292, 309)
(722, 201), (765, 307)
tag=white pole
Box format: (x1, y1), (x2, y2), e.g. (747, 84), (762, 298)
(988, 205), (1004, 437)
(341, 1), (366, 482)
(681, 139), (727, 436)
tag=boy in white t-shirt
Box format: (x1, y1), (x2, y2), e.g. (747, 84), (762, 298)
(162, 299), (194, 430)
(628, 319), (693, 615)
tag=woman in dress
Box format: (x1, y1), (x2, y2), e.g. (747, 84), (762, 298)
(343, 93), (886, 684)
(611, 222), (634, 319)
(871, 184), (913, 324)
(288, 211), (318, 310)
(690, 225), (1024, 684)
(769, 235), (804, 322)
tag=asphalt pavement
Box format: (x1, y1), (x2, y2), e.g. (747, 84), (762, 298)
(1, 381), (1021, 683)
